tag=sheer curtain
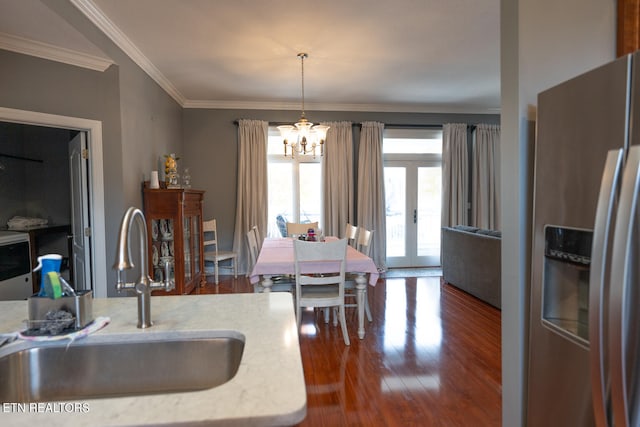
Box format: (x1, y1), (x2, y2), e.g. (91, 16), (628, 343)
(232, 119), (268, 274)
(357, 121), (386, 270)
(322, 121), (354, 238)
(472, 124), (501, 230)
(441, 123), (469, 227)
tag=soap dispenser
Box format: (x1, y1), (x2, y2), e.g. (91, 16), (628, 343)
(33, 254), (63, 297)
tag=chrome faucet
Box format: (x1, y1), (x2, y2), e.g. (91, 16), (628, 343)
(113, 207), (175, 328)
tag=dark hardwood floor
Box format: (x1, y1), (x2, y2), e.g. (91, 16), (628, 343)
(199, 273), (502, 426)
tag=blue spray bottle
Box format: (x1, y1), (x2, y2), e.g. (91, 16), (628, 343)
(33, 254), (63, 297)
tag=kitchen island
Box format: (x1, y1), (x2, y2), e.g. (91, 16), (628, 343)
(0, 293), (307, 426)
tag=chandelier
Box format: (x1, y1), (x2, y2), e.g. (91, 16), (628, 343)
(278, 53), (329, 159)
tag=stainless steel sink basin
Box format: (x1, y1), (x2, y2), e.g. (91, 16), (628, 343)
(0, 331), (245, 402)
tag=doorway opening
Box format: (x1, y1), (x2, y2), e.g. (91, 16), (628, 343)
(0, 107), (107, 297)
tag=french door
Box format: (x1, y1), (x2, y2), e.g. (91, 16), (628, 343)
(69, 132), (91, 291)
(384, 159), (442, 267)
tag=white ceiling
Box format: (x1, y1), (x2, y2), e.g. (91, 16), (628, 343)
(0, 0), (501, 113)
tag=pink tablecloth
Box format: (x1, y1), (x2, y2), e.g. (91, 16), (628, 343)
(249, 237), (379, 286)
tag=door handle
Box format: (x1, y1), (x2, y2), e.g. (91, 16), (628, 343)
(609, 145), (640, 427)
(413, 209), (417, 224)
(589, 148), (623, 427)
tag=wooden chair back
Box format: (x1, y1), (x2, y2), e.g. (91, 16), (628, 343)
(356, 228), (373, 256)
(202, 219), (219, 256)
(203, 218), (237, 284)
(344, 223), (358, 247)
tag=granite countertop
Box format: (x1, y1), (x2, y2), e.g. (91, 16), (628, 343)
(0, 293), (307, 426)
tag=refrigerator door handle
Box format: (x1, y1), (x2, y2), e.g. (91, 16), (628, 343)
(590, 149), (624, 427)
(609, 145), (640, 427)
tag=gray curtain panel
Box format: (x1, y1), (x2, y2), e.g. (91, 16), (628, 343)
(472, 124), (501, 230)
(321, 121), (354, 239)
(441, 123), (469, 227)
(357, 121), (387, 271)
(233, 119), (268, 274)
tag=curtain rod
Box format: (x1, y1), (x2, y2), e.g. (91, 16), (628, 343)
(379, 123), (478, 130)
(368, 124), (443, 129)
(233, 120), (298, 126)
(233, 121), (476, 129)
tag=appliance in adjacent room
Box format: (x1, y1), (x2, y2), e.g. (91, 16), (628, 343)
(528, 51), (640, 426)
(0, 230), (32, 300)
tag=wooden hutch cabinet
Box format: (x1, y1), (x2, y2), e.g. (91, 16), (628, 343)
(143, 183), (205, 295)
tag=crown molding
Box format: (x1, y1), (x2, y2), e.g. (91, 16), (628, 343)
(184, 100), (306, 111)
(0, 31), (112, 72)
(183, 99), (500, 114)
(70, 0), (185, 106)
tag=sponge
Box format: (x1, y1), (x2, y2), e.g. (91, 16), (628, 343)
(44, 271), (63, 299)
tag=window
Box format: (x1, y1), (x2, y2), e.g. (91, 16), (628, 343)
(266, 128), (322, 237)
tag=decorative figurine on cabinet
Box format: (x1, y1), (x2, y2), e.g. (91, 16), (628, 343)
(164, 153), (180, 188)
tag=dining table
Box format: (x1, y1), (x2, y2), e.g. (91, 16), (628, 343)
(249, 237), (379, 339)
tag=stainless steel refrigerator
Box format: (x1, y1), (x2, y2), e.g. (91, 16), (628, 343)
(528, 51), (640, 426)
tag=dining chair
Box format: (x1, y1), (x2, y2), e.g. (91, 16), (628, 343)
(344, 223), (358, 248)
(287, 221), (319, 236)
(344, 227), (374, 322)
(320, 222), (356, 322)
(251, 225), (263, 252)
(293, 238), (350, 345)
(203, 219), (237, 285)
(355, 228), (373, 256)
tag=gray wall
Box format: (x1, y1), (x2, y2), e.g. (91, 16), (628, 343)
(500, 0), (615, 425)
(0, 0), (183, 296)
(0, 49), (123, 295)
(183, 108), (500, 250)
(41, 0), (184, 208)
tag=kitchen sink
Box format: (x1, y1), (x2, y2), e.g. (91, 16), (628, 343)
(0, 331), (245, 402)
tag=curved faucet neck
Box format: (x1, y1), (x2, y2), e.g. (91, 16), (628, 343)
(114, 207), (150, 287)
(114, 207), (175, 328)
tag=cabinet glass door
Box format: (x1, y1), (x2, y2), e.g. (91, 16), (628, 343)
(193, 215), (201, 276)
(183, 217), (192, 280)
(151, 218), (174, 282)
